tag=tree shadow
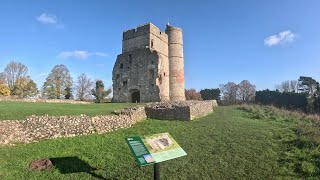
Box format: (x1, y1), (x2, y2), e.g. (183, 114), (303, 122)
(50, 156), (107, 179)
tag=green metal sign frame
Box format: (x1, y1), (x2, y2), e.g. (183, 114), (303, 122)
(126, 132), (187, 167)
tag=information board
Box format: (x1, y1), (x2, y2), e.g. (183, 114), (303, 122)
(126, 132), (187, 166)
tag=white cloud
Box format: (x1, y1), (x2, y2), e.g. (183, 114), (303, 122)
(264, 30), (296, 47)
(94, 52), (109, 57)
(57, 51), (89, 59)
(36, 13), (57, 25)
(57, 50), (109, 60)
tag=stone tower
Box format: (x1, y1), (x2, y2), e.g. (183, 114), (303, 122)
(166, 25), (185, 101)
(112, 23), (185, 102)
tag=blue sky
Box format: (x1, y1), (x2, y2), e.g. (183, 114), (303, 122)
(0, 0), (319, 91)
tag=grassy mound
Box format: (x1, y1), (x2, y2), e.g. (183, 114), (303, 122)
(0, 101), (138, 120)
(0, 106), (319, 179)
(238, 105), (320, 177)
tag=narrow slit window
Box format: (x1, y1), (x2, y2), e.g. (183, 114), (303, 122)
(151, 39), (154, 48)
(149, 70), (154, 84)
(129, 54), (132, 64)
(120, 63), (123, 69)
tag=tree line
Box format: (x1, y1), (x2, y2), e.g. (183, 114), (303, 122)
(185, 80), (256, 105)
(256, 76), (320, 113)
(185, 88), (221, 101)
(0, 61), (111, 103)
(186, 76), (320, 114)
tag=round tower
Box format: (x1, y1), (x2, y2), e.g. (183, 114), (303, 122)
(166, 25), (186, 101)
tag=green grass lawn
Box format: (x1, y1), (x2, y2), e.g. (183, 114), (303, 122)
(0, 101), (138, 120)
(2, 106), (315, 179)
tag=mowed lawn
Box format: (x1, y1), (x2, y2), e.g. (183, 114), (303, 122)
(0, 101), (138, 120)
(0, 106), (305, 179)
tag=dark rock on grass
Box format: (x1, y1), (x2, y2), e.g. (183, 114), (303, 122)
(29, 159), (53, 171)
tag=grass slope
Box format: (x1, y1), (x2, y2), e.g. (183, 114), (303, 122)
(0, 106), (301, 179)
(239, 105), (320, 178)
(0, 101), (137, 120)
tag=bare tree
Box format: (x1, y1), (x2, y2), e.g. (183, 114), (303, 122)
(290, 80), (298, 92)
(238, 80), (256, 103)
(42, 64), (73, 99)
(75, 73), (94, 101)
(185, 89), (203, 100)
(276, 80), (298, 93)
(220, 82), (238, 105)
(281, 80), (290, 92)
(3, 61), (28, 92)
(0, 72), (5, 84)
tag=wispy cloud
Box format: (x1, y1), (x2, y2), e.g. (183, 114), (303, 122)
(94, 52), (109, 57)
(264, 30), (297, 47)
(36, 13), (64, 28)
(57, 50), (109, 60)
(37, 13), (57, 25)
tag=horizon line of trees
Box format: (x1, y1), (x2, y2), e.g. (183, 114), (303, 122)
(2, 61), (320, 111)
(185, 80), (256, 105)
(256, 76), (320, 113)
(185, 88), (221, 101)
(186, 76), (320, 114)
(0, 61), (111, 103)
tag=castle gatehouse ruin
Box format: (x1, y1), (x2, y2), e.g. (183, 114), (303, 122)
(112, 23), (186, 102)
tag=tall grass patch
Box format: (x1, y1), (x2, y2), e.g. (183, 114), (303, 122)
(238, 105), (320, 177)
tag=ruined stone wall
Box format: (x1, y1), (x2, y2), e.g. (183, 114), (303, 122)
(189, 101), (215, 120)
(149, 24), (169, 56)
(0, 101), (217, 145)
(113, 23), (171, 103)
(145, 103), (190, 120)
(0, 120), (23, 145)
(0, 98), (90, 104)
(122, 34), (149, 53)
(145, 100), (215, 120)
(149, 25), (170, 102)
(212, 100), (218, 107)
(112, 49), (165, 102)
(22, 115), (94, 143)
(122, 23), (169, 54)
(92, 106), (146, 134)
(0, 106), (146, 145)
(155, 52), (170, 101)
(122, 24), (150, 53)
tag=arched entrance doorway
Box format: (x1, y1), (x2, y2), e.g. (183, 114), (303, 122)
(130, 89), (140, 103)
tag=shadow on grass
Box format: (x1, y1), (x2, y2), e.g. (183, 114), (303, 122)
(50, 156), (107, 179)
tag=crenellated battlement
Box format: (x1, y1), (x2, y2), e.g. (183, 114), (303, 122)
(123, 23), (167, 40)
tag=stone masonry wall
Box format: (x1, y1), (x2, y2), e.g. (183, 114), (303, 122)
(21, 115), (94, 143)
(0, 101), (217, 146)
(0, 106), (146, 145)
(145, 100), (216, 120)
(0, 120), (24, 145)
(145, 102), (190, 120)
(92, 106), (146, 134)
(0, 98), (90, 104)
(189, 101), (215, 120)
